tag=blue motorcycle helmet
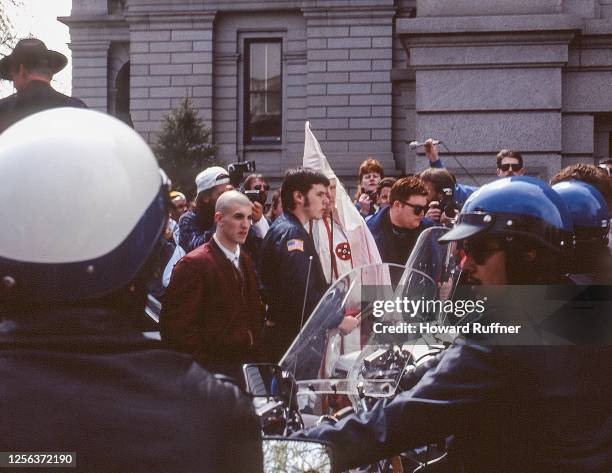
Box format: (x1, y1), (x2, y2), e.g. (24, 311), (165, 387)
(0, 108), (170, 311)
(438, 176), (574, 255)
(552, 180), (609, 244)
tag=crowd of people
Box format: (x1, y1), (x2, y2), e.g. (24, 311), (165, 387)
(1, 37), (611, 472)
(151, 137), (612, 379)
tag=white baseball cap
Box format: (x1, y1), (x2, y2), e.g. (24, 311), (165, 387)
(195, 166), (230, 194)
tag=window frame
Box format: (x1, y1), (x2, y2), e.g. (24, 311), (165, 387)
(243, 37), (283, 146)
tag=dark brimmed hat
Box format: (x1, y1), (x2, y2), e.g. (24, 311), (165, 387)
(0, 38), (67, 80)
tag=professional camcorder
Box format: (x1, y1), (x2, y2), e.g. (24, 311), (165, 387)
(227, 160), (268, 205)
(227, 160), (256, 188)
(245, 189), (267, 206)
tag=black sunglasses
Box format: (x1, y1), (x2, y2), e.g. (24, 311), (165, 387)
(253, 184), (270, 191)
(461, 239), (504, 265)
(499, 163), (522, 172)
(400, 201), (427, 215)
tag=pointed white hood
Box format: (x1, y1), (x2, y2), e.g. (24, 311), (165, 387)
(302, 121), (382, 272)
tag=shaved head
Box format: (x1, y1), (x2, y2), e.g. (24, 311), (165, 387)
(215, 190), (252, 215)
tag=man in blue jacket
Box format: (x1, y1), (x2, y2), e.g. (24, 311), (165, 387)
(259, 167), (330, 361)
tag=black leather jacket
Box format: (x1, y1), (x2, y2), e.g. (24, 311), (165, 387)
(299, 335), (612, 472)
(0, 307), (263, 473)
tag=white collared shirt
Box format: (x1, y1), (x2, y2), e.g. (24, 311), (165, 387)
(213, 234), (241, 271)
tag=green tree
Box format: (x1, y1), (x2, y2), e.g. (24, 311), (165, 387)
(1, 1), (22, 54)
(154, 97), (219, 198)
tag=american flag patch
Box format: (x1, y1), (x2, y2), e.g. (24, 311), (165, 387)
(287, 238), (304, 252)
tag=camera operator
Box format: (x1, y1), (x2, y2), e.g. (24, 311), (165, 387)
(424, 139), (477, 206)
(419, 167), (459, 226)
(227, 163), (270, 259)
(244, 173), (271, 212)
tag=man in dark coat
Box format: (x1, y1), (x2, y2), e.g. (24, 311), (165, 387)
(161, 190), (264, 382)
(0, 38), (87, 133)
(367, 176), (432, 266)
(259, 167), (330, 362)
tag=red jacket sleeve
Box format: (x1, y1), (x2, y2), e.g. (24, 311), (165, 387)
(160, 257), (206, 357)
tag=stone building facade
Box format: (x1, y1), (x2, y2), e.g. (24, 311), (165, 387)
(62, 0), (612, 185)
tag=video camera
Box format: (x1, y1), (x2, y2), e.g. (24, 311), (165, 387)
(227, 160), (256, 188)
(431, 187), (458, 218)
(227, 160), (267, 206)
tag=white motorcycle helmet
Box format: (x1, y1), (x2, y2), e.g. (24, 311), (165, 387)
(0, 108), (168, 310)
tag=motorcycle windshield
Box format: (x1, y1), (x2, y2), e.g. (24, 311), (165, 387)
(280, 226), (461, 402)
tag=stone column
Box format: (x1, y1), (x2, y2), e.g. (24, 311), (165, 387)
(69, 41), (110, 113)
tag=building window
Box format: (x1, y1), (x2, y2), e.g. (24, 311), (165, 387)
(245, 39), (282, 144)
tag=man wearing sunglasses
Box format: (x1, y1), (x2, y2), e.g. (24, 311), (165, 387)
(367, 176), (432, 265)
(244, 173), (271, 200)
(496, 149), (525, 177)
(425, 141), (525, 195)
(299, 177), (612, 472)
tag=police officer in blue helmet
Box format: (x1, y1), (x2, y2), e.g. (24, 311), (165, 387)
(0, 108), (262, 472)
(439, 176), (574, 285)
(552, 180), (611, 284)
(298, 177), (612, 472)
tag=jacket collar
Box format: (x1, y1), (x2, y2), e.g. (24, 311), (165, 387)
(212, 234), (240, 262)
(283, 211), (302, 226)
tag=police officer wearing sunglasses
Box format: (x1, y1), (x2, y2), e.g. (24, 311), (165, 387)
(299, 176), (612, 472)
(367, 176), (435, 266)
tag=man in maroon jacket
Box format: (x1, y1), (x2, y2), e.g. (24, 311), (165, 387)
(161, 190), (264, 383)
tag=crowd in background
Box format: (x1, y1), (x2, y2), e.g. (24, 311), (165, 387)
(154, 144), (612, 380)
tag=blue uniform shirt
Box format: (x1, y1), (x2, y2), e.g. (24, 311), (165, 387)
(259, 212), (328, 359)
